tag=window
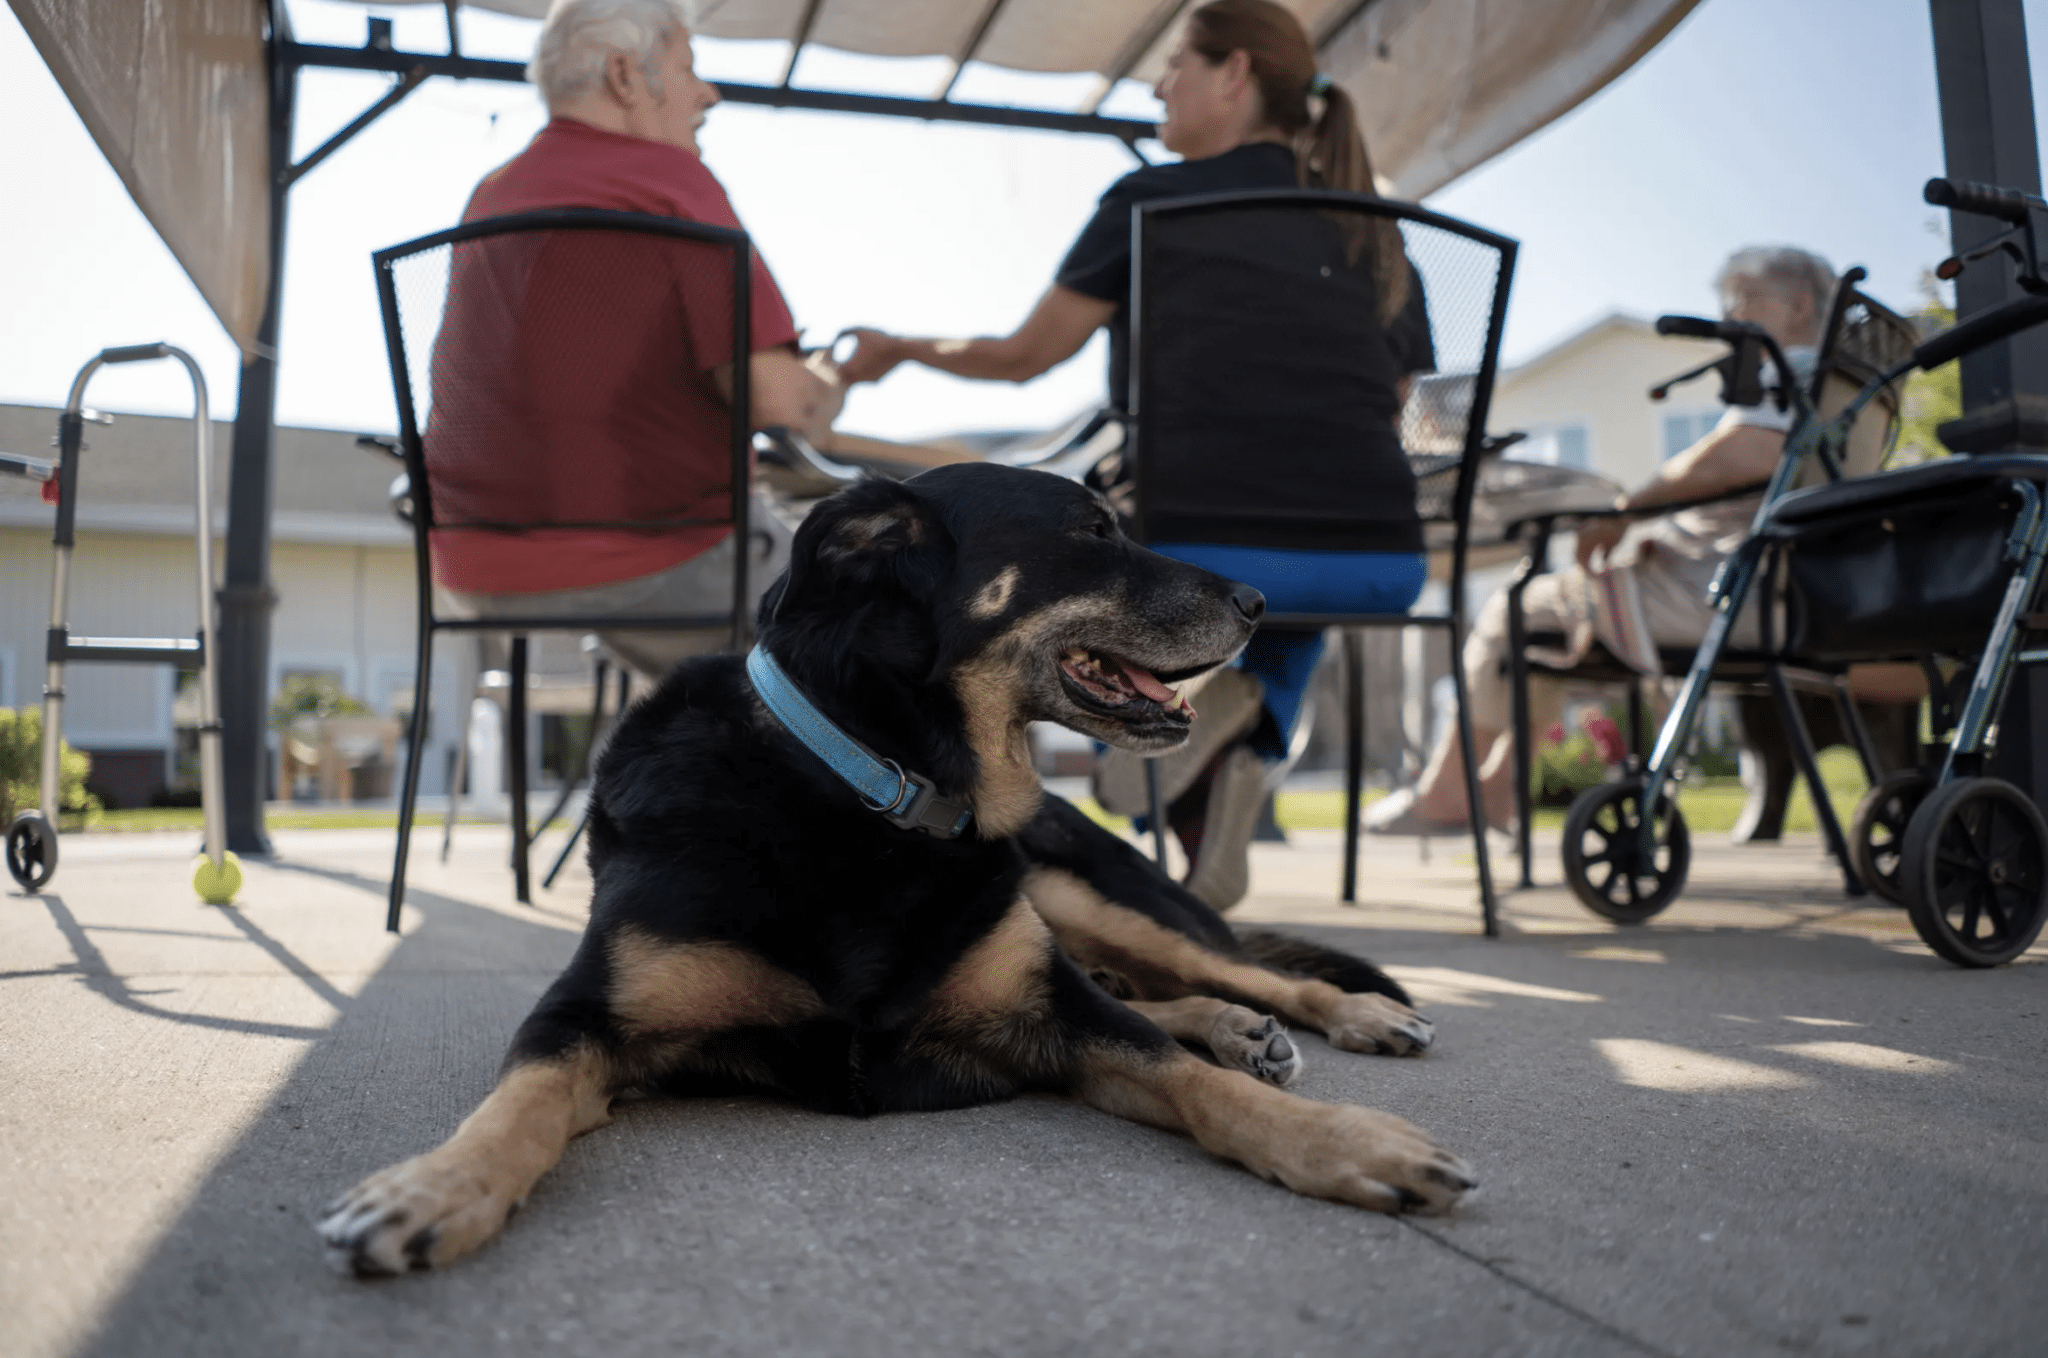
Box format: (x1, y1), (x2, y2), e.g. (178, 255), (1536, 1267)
(1662, 410), (1721, 460)
(1507, 423), (1593, 470)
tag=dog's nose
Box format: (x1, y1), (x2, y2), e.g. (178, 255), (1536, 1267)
(1229, 583), (1266, 624)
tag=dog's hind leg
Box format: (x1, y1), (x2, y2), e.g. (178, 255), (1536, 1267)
(1123, 997), (1302, 1087)
(1050, 972), (1471, 1214)
(1025, 864), (1434, 1057)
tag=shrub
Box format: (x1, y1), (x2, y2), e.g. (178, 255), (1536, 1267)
(0, 706), (102, 825)
(269, 673), (371, 732)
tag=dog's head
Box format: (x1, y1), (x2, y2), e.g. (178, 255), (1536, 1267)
(757, 464), (1262, 833)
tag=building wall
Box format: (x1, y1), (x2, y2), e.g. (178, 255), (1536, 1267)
(1489, 320), (1726, 490)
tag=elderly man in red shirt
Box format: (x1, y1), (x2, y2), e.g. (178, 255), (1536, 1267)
(429, 0), (838, 679)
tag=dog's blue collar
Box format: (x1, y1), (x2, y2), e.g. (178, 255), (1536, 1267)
(747, 645), (975, 839)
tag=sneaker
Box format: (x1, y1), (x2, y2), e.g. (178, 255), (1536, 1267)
(1183, 744), (1268, 911)
(1092, 667), (1264, 817)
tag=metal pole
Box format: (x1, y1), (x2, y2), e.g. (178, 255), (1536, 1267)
(220, 2), (295, 856)
(1929, 0), (2048, 800)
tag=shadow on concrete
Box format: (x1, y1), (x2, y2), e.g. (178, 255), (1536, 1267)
(63, 880), (2048, 1358)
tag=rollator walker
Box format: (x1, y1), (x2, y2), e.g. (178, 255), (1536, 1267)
(2, 345), (240, 903)
(1559, 177), (2048, 967)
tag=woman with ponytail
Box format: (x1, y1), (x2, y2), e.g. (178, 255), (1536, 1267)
(841, 0), (1432, 910)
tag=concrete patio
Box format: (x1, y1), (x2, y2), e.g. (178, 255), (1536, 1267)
(3, 815), (2043, 1358)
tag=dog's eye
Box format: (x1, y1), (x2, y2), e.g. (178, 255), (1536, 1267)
(1085, 518), (1114, 540)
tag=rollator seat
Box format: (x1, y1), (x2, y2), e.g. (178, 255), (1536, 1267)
(1764, 453), (2048, 661)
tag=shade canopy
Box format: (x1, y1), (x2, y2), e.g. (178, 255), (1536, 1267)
(9, 0), (1698, 351)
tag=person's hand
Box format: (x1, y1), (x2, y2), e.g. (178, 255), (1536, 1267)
(834, 328), (904, 385)
(1573, 513), (1629, 570)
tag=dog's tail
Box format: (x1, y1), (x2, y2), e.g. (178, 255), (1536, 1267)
(1232, 929), (1411, 1005)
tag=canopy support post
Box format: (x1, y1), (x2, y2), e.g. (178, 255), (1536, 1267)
(220, 0), (296, 857)
(1930, 0), (2048, 799)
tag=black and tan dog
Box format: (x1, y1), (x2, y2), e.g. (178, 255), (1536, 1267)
(320, 464), (1471, 1275)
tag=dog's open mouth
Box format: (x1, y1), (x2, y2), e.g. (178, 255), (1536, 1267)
(1058, 648), (1197, 723)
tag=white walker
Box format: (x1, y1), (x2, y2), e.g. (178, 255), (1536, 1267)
(2, 344), (240, 903)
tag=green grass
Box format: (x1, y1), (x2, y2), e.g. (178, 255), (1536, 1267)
(1076, 746), (1872, 838)
(80, 806), (496, 833)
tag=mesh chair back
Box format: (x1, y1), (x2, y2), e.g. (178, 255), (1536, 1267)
(1128, 191), (1514, 548)
(1802, 286), (1919, 486)
(373, 209), (751, 562)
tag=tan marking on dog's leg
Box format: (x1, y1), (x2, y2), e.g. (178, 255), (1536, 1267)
(931, 898), (1055, 1018)
(608, 928), (825, 1038)
(968, 565), (1022, 619)
(951, 658), (1045, 838)
(1024, 867), (1433, 1055)
(1076, 1043), (1472, 1213)
(1124, 996), (1302, 1087)
(318, 1045), (613, 1275)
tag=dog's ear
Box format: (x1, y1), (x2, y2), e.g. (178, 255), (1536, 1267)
(766, 478), (954, 622)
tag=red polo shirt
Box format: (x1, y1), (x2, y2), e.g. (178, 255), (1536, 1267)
(425, 117), (799, 594)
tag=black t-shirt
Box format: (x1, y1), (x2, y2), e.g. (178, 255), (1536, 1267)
(1056, 142), (1433, 553)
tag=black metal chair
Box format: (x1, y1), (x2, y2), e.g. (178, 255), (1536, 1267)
(1501, 271), (1920, 889)
(373, 208), (758, 932)
(1124, 189), (1517, 934)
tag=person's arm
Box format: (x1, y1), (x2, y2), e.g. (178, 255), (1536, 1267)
(710, 347), (843, 442)
(837, 285), (1116, 386)
(1575, 423), (1784, 567)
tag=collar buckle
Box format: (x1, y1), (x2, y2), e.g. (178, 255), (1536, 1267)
(882, 768), (975, 839)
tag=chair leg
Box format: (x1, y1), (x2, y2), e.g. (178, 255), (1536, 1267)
(1507, 582), (1536, 890)
(1626, 681), (1647, 768)
(440, 661), (478, 865)
(1143, 761), (1169, 868)
(1341, 629), (1364, 904)
(508, 636), (532, 904)
(1449, 633), (1500, 937)
(386, 623), (436, 934)
(535, 659), (607, 841)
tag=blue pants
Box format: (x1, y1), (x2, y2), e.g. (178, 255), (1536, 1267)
(1152, 544), (1427, 760)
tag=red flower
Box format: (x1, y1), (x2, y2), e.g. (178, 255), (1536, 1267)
(1581, 711), (1627, 765)
(1544, 722), (1566, 746)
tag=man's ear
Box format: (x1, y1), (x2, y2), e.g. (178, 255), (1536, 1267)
(768, 478), (953, 622)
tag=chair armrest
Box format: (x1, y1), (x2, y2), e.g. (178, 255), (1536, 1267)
(1499, 479), (1769, 542)
(753, 426), (863, 484)
(0, 450), (56, 482)
(1001, 409), (1127, 482)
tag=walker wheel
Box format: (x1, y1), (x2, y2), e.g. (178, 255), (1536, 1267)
(6, 812), (58, 892)
(1849, 769), (1931, 906)
(1562, 780), (1691, 924)
(1897, 777), (2048, 967)
(191, 852), (243, 906)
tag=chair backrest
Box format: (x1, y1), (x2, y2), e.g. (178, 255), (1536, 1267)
(1127, 190), (1515, 562)
(1800, 282), (1919, 487)
(372, 208), (753, 630)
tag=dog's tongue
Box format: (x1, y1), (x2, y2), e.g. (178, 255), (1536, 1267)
(1113, 656), (1176, 703)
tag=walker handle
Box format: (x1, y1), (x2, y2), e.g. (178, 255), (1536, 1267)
(1654, 314), (1742, 341)
(99, 343), (172, 365)
(1924, 177), (2039, 225)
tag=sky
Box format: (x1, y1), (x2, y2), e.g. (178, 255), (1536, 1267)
(1, 0), (2046, 443)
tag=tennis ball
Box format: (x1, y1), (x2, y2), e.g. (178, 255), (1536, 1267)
(192, 851), (243, 905)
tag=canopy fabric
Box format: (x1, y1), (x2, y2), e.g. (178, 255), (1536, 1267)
(8, 0), (271, 353)
(12, 0), (1698, 350)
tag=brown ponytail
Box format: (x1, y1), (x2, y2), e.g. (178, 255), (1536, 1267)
(1185, 0), (1408, 321)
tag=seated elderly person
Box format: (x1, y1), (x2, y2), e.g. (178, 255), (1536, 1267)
(426, 0), (839, 680)
(1367, 245), (1835, 835)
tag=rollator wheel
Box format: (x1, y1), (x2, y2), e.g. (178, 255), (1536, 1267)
(1561, 780), (1691, 924)
(6, 811), (58, 892)
(1897, 777), (2048, 968)
(1849, 769), (1931, 906)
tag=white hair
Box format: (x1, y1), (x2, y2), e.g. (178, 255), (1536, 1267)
(1716, 246), (1836, 320)
(529, 0), (696, 107)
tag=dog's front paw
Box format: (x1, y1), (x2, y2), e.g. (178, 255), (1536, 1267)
(1262, 1103), (1474, 1215)
(1207, 1006), (1302, 1087)
(1323, 993), (1434, 1057)
(318, 1153), (517, 1277)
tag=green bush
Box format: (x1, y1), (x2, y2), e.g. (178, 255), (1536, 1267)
(269, 673), (371, 732)
(0, 706), (102, 826)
